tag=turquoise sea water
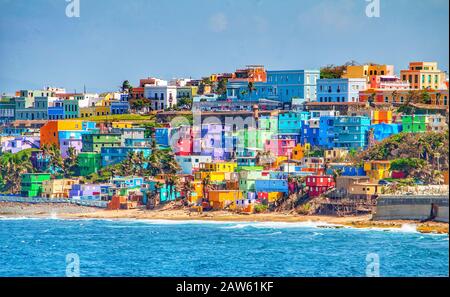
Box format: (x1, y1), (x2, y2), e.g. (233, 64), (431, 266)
(0, 218), (448, 277)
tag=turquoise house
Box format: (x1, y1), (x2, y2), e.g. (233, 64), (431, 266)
(334, 116), (371, 149)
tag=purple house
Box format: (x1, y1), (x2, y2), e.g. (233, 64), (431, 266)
(0, 136), (40, 154)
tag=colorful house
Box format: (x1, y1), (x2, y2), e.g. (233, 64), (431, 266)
(305, 175), (335, 197)
(254, 179), (288, 194)
(42, 179), (78, 198)
(208, 190), (243, 210)
(370, 123), (402, 142)
(317, 78), (367, 103)
(334, 116), (371, 149)
(81, 133), (122, 153)
(291, 143), (311, 161)
(76, 152), (102, 176)
(175, 155), (213, 175)
(400, 62), (447, 90)
(264, 138), (296, 157)
(401, 115), (427, 133)
(319, 116), (336, 148)
(364, 160), (391, 181)
(20, 173), (51, 197)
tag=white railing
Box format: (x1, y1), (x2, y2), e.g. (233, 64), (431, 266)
(0, 195), (108, 208)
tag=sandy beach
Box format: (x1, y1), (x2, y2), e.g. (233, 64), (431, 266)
(0, 202), (448, 234)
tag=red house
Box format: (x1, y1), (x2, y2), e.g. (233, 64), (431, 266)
(306, 175), (335, 197)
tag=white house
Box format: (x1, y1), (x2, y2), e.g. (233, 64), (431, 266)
(144, 84), (177, 110)
(175, 155), (213, 175)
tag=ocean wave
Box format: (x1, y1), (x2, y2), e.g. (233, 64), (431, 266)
(220, 221), (339, 230)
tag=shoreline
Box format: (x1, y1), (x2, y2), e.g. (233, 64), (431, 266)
(0, 202), (448, 234)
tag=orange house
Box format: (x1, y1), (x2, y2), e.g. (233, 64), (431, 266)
(40, 120), (83, 148)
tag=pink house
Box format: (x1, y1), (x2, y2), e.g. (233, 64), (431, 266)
(172, 126), (193, 156)
(264, 139), (296, 157)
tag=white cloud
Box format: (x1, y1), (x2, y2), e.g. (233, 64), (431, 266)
(209, 13), (228, 32)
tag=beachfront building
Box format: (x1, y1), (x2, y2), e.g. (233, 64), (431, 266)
(316, 78), (367, 103)
(20, 173), (51, 197)
(400, 62), (447, 90)
(42, 179), (79, 198)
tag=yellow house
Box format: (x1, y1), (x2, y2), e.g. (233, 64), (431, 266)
(400, 62), (446, 90)
(57, 119), (84, 131)
(372, 110), (393, 124)
(364, 161), (391, 181)
(291, 143), (310, 161)
(267, 192), (283, 203)
(80, 106), (111, 118)
(194, 171), (226, 182)
(324, 148), (348, 163)
(42, 179), (78, 198)
(208, 190), (243, 210)
(342, 64), (395, 81)
(199, 162), (237, 173)
(112, 121), (133, 129)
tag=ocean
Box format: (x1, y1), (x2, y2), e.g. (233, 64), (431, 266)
(0, 218), (448, 277)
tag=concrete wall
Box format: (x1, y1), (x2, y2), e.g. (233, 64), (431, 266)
(373, 195), (449, 223)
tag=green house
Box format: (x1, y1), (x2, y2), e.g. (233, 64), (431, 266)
(77, 152), (102, 176)
(81, 133), (122, 153)
(402, 115), (427, 133)
(20, 173), (51, 197)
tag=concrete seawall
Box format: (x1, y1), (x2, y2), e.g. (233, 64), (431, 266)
(373, 195), (449, 223)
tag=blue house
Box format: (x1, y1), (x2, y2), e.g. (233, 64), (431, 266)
(317, 78), (366, 103)
(255, 179), (288, 193)
(226, 70), (320, 103)
(111, 176), (144, 188)
(319, 116), (336, 148)
(143, 181), (181, 204)
(155, 127), (171, 147)
(278, 111), (309, 134)
(111, 95), (130, 115)
(300, 122), (319, 146)
(334, 116), (371, 149)
(371, 123), (402, 142)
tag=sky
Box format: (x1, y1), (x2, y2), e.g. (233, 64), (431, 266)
(0, 0), (449, 94)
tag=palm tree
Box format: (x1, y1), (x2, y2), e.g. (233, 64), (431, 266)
(0, 153), (33, 194)
(181, 179), (194, 203)
(63, 146), (78, 178)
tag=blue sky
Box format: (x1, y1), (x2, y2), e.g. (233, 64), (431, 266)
(0, 0), (448, 94)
